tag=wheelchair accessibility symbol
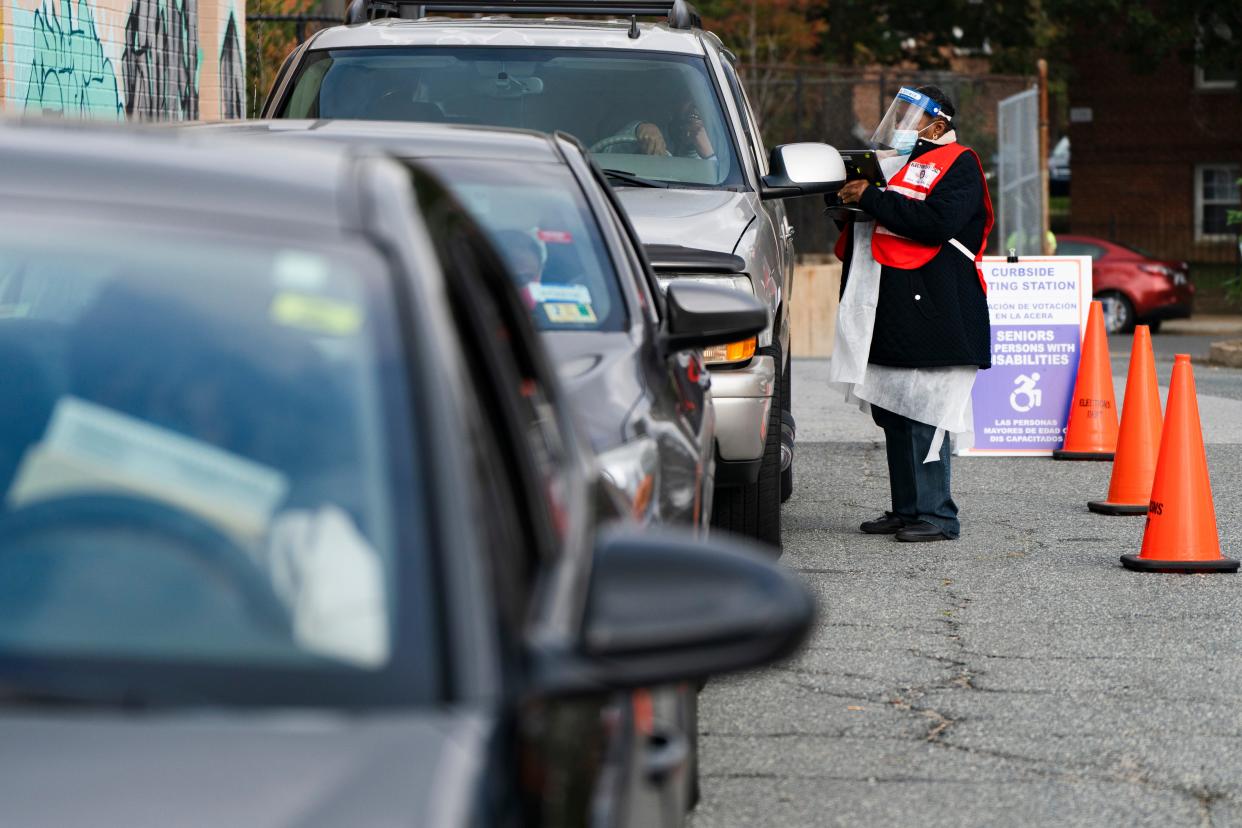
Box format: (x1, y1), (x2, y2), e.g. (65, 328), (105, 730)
(1009, 373), (1042, 413)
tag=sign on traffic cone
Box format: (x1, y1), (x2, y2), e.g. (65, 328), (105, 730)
(1121, 354), (1237, 573)
(1089, 325), (1162, 515)
(1053, 301), (1119, 461)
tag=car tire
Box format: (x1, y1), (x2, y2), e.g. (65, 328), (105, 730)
(711, 350), (783, 552)
(1097, 290), (1135, 334)
(1148, 320), (1163, 334)
(686, 686), (701, 812)
(780, 355), (794, 504)
(780, 443), (794, 503)
(755, 369), (783, 549)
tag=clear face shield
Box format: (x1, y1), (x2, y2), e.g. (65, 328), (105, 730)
(870, 87), (951, 156)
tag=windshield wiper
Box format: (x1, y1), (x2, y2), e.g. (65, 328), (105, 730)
(0, 680), (161, 710)
(601, 168), (668, 189)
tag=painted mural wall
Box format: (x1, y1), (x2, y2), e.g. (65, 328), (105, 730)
(1, 0), (245, 120)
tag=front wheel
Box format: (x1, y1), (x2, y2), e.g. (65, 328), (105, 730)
(1097, 290), (1135, 334)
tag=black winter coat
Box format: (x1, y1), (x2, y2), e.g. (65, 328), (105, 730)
(838, 139), (992, 369)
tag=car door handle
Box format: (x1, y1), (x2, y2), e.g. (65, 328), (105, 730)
(644, 728), (690, 784)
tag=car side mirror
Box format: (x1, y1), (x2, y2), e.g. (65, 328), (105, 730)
(532, 527), (814, 696)
(760, 142), (847, 201)
(660, 281), (767, 353)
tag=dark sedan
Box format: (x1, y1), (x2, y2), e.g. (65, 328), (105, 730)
(191, 119), (730, 537)
(0, 122), (810, 827)
(1057, 234), (1194, 333)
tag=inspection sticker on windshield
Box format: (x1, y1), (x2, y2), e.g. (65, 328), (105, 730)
(537, 229), (573, 244)
(273, 250), (331, 290)
(543, 302), (597, 324)
(527, 283), (592, 305)
(271, 292), (362, 336)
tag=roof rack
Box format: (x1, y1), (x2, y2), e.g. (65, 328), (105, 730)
(345, 0), (701, 29)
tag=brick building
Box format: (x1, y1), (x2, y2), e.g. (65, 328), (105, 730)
(1069, 45), (1241, 264)
(1, 0), (246, 121)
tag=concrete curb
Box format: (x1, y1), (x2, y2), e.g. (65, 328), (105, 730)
(1162, 315), (1242, 337)
(1209, 339), (1242, 368)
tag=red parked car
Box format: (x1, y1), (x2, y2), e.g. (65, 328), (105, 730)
(1056, 234), (1194, 333)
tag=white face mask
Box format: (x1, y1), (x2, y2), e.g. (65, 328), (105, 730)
(892, 123), (939, 155)
(891, 129), (920, 155)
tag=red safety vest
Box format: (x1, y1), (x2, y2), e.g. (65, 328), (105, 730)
(836, 144), (994, 293)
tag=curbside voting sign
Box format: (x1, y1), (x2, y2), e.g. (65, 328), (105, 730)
(961, 256), (1093, 456)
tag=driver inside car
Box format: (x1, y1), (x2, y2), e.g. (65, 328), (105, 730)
(600, 99), (716, 159)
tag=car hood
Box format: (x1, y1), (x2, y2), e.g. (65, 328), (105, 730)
(0, 709), (491, 828)
(615, 188), (754, 255)
(550, 331), (644, 454)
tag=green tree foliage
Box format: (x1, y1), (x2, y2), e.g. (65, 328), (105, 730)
(814, 1), (1045, 71)
(698, 0), (1237, 86)
(698, 0), (1050, 71)
(696, 0), (826, 66)
(1043, 0), (1240, 88)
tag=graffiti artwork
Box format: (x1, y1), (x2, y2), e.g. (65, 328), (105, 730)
(219, 11), (243, 119)
(4, 0), (242, 120)
(121, 0), (199, 120)
(20, 0), (123, 118)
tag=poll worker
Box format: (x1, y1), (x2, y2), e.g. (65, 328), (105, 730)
(829, 85), (994, 542)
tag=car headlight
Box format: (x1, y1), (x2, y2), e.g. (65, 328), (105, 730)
(655, 274), (757, 366)
(702, 337), (757, 365)
(597, 438), (660, 523)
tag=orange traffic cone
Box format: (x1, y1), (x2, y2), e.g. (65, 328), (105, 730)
(1053, 301), (1119, 461)
(1121, 354), (1237, 573)
(1089, 326), (1162, 515)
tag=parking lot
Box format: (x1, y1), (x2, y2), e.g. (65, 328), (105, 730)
(691, 347), (1242, 826)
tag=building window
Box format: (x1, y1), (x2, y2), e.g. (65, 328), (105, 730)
(1194, 19), (1236, 90)
(1195, 164), (1241, 241)
(1195, 65), (1237, 91)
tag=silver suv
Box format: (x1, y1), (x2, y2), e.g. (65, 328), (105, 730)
(261, 0), (845, 547)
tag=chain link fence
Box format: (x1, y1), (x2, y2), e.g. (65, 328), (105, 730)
(246, 7), (343, 116)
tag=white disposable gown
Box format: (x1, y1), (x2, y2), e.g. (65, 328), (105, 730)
(828, 155), (978, 462)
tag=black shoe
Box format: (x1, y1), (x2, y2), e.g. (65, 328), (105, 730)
(860, 512), (907, 534)
(895, 521), (954, 543)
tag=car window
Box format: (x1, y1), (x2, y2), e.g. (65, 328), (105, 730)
(410, 167), (576, 561)
(719, 56), (767, 175)
(1115, 241), (1156, 259)
(0, 219), (437, 706)
(1058, 241), (1105, 259)
(584, 158), (664, 323)
(278, 47), (745, 189)
(429, 158), (628, 332)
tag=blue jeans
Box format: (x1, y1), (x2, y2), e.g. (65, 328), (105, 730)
(871, 405), (960, 538)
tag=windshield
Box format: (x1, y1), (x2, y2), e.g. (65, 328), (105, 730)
(0, 219), (435, 707)
(278, 47), (744, 189)
(430, 159), (627, 332)
(1115, 241), (1156, 259)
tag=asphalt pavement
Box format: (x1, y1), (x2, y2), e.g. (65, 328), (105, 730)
(690, 355), (1242, 827)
